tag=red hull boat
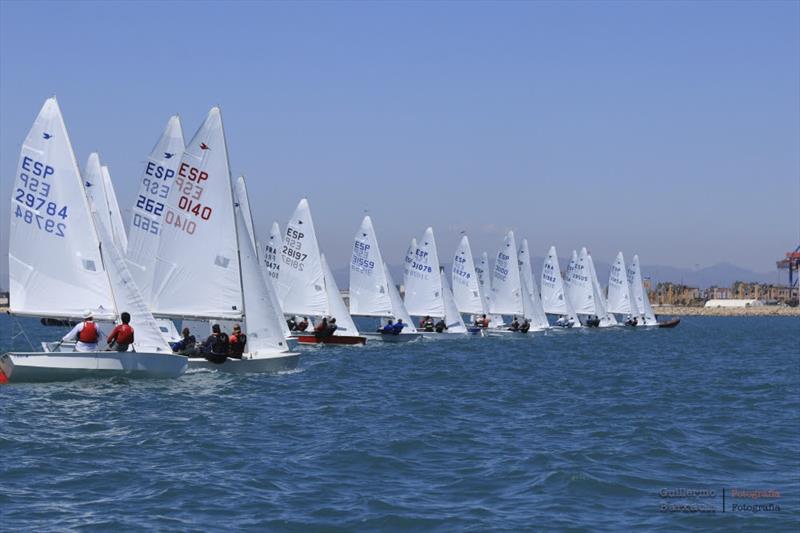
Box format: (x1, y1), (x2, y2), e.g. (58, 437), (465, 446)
(296, 335), (367, 346)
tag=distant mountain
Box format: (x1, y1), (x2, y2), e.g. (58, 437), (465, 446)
(330, 260), (783, 290)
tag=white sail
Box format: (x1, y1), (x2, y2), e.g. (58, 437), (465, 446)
(628, 254), (657, 326)
(262, 221), (282, 288)
(235, 177), (290, 339)
(83, 153), (115, 250)
(518, 238), (550, 329)
(540, 246), (580, 324)
(607, 252), (639, 317)
(568, 249), (596, 316)
(475, 251), (504, 325)
(490, 231), (523, 316)
(587, 252), (617, 327)
(101, 165), (128, 254)
(385, 262), (417, 332)
(403, 227), (445, 318)
(275, 198), (326, 317)
(451, 235), (485, 315)
(440, 270), (467, 333)
(93, 210), (172, 353)
(9, 98), (115, 319)
(234, 193), (290, 353)
(126, 115), (185, 304)
(349, 216), (392, 316)
(321, 254), (359, 335)
(151, 107), (241, 319)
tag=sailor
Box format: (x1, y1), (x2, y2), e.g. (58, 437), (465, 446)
(434, 318), (447, 333)
(509, 316), (520, 332)
(520, 318), (531, 333)
(106, 312), (134, 352)
(171, 327), (197, 355)
(556, 315), (568, 327)
(287, 316), (298, 331)
(380, 319), (395, 334)
(421, 315), (435, 332)
(62, 311), (105, 352)
(296, 317), (309, 332)
(327, 318), (338, 336)
(201, 324), (229, 364)
(315, 317), (330, 338)
(391, 319), (406, 335)
(481, 314), (490, 328)
(228, 324), (247, 359)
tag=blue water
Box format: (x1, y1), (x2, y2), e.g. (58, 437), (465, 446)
(1, 315), (798, 530)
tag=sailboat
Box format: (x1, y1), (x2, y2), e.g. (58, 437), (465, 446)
(188, 183), (299, 372)
(275, 199), (365, 345)
(474, 251), (504, 327)
(4, 98), (187, 382)
(403, 227), (467, 336)
(486, 231), (525, 334)
(451, 235), (491, 334)
(627, 254), (661, 327)
(149, 107), (298, 371)
(607, 251), (640, 324)
(540, 246), (581, 328)
(349, 216), (421, 342)
(517, 238), (550, 331)
(585, 249), (618, 327)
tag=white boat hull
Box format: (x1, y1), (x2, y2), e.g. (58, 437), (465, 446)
(361, 332), (423, 343)
(4, 351), (187, 383)
(187, 352), (299, 374)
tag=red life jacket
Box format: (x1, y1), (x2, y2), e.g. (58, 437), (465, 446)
(79, 321), (99, 343)
(113, 324), (134, 344)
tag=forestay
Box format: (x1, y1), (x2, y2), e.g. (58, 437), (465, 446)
(275, 198), (326, 316)
(321, 254), (360, 335)
(126, 115), (185, 304)
(152, 107), (241, 319)
(607, 252), (639, 317)
(518, 238), (550, 329)
(349, 216), (392, 316)
(403, 228), (445, 318)
(490, 231), (523, 316)
(9, 98), (115, 320)
(451, 235), (485, 315)
(628, 254), (657, 326)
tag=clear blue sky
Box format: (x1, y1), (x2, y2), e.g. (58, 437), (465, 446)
(1, 0), (798, 287)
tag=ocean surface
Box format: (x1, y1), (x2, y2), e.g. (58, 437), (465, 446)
(1, 315), (798, 531)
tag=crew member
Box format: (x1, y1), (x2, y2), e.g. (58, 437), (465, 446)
(107, 312), (134, 352)
(229, 324), (247, 359)
(62, 311), (105, 352)
(201, 324), (229, 364)
(171, 327), (196, 355)
(296, 317), (309, 332)
(434, 318), (447, 333)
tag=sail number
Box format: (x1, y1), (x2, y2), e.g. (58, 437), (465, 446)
(351, 240), (375, 272)
(282, 227), (307, 271)
(15, 157), (67, 237)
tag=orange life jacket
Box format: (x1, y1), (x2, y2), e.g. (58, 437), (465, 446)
(79, 321), (98, 343)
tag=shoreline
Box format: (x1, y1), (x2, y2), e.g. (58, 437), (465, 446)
(654, 305), (800, 317)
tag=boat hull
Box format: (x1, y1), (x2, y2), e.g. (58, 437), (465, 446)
(3, 351), (187, 383)
(658, 318), (681, 328)
(296, 335), (366, 345)
(187, 352), (299, 373)
(361, 332), (423, 343)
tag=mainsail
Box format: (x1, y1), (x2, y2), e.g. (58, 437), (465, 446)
(126, 115), (185, 304)
(607, 251), (639, 318)
(628, 254), (658, 326)
(101, 165), (128, 254)
(9, 98), (115, 320)
(567, 249), (596, 316)
(349, 216), (392, 316)
(440, 270), (467, 333)
(540, 245), (580, 324)
(262, 221), (282, 289)
(403, 227), (445, 318)
(151, 107), (241, 319)
(275, 198), (326, 317)
(451, 235), (485, 315)
(385, 262), (418, 333)
(475, 251), (503, 326)
(490, 231), (523, 316)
